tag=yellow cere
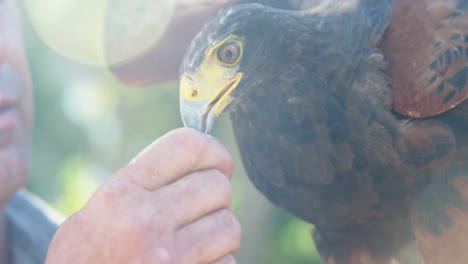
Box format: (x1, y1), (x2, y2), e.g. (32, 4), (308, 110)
(180, 34), (244, 117)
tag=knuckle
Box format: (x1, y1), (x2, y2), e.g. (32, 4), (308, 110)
(167, 128), (234, 177)
(99, 177), (136, 201)
(120, 160), (156, 191)
(170, 127), (209, 159)
(207, 170), (232, 205)
(150, 247), (178, 264)
(153, 195), (179, 224)
(218, 209), (241, 245)
(189, 169), (232, 207)
(119, 211), (150, 235)
(117, 204), (167, 239)
(218, 148), (234, 171)
(218, 152), (234, 178)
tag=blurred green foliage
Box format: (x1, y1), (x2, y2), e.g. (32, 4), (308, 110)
(21, 5), (323, 264)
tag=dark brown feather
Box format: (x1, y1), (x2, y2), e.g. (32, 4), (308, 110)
(170, 1), (468, 263)
(222, 1), (466, 262)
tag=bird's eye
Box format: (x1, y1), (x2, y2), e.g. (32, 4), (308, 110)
(217, 42), (241, 65)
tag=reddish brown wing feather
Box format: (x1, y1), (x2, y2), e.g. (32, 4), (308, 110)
(383, 0), (468, 117)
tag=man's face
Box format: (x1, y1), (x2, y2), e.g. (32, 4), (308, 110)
(0, 0), (33, 207)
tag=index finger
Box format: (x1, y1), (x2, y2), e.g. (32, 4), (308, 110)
(118, 127), (234, 190)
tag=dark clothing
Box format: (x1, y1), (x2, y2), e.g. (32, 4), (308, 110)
(6, 190), (61, 264)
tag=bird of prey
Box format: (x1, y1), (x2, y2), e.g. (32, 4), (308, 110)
(178, 0), (468, 263)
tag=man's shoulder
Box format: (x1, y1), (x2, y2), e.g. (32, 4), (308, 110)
(5, 189), (63, 264)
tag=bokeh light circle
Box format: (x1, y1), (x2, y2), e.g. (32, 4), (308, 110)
(22, 0), (176, 65)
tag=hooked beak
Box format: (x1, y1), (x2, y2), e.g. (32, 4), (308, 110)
(179, 72), (243, 133)
(180, 99), (217, 133)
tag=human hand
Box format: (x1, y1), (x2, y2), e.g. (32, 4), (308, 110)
(45, 128), (240, 264)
